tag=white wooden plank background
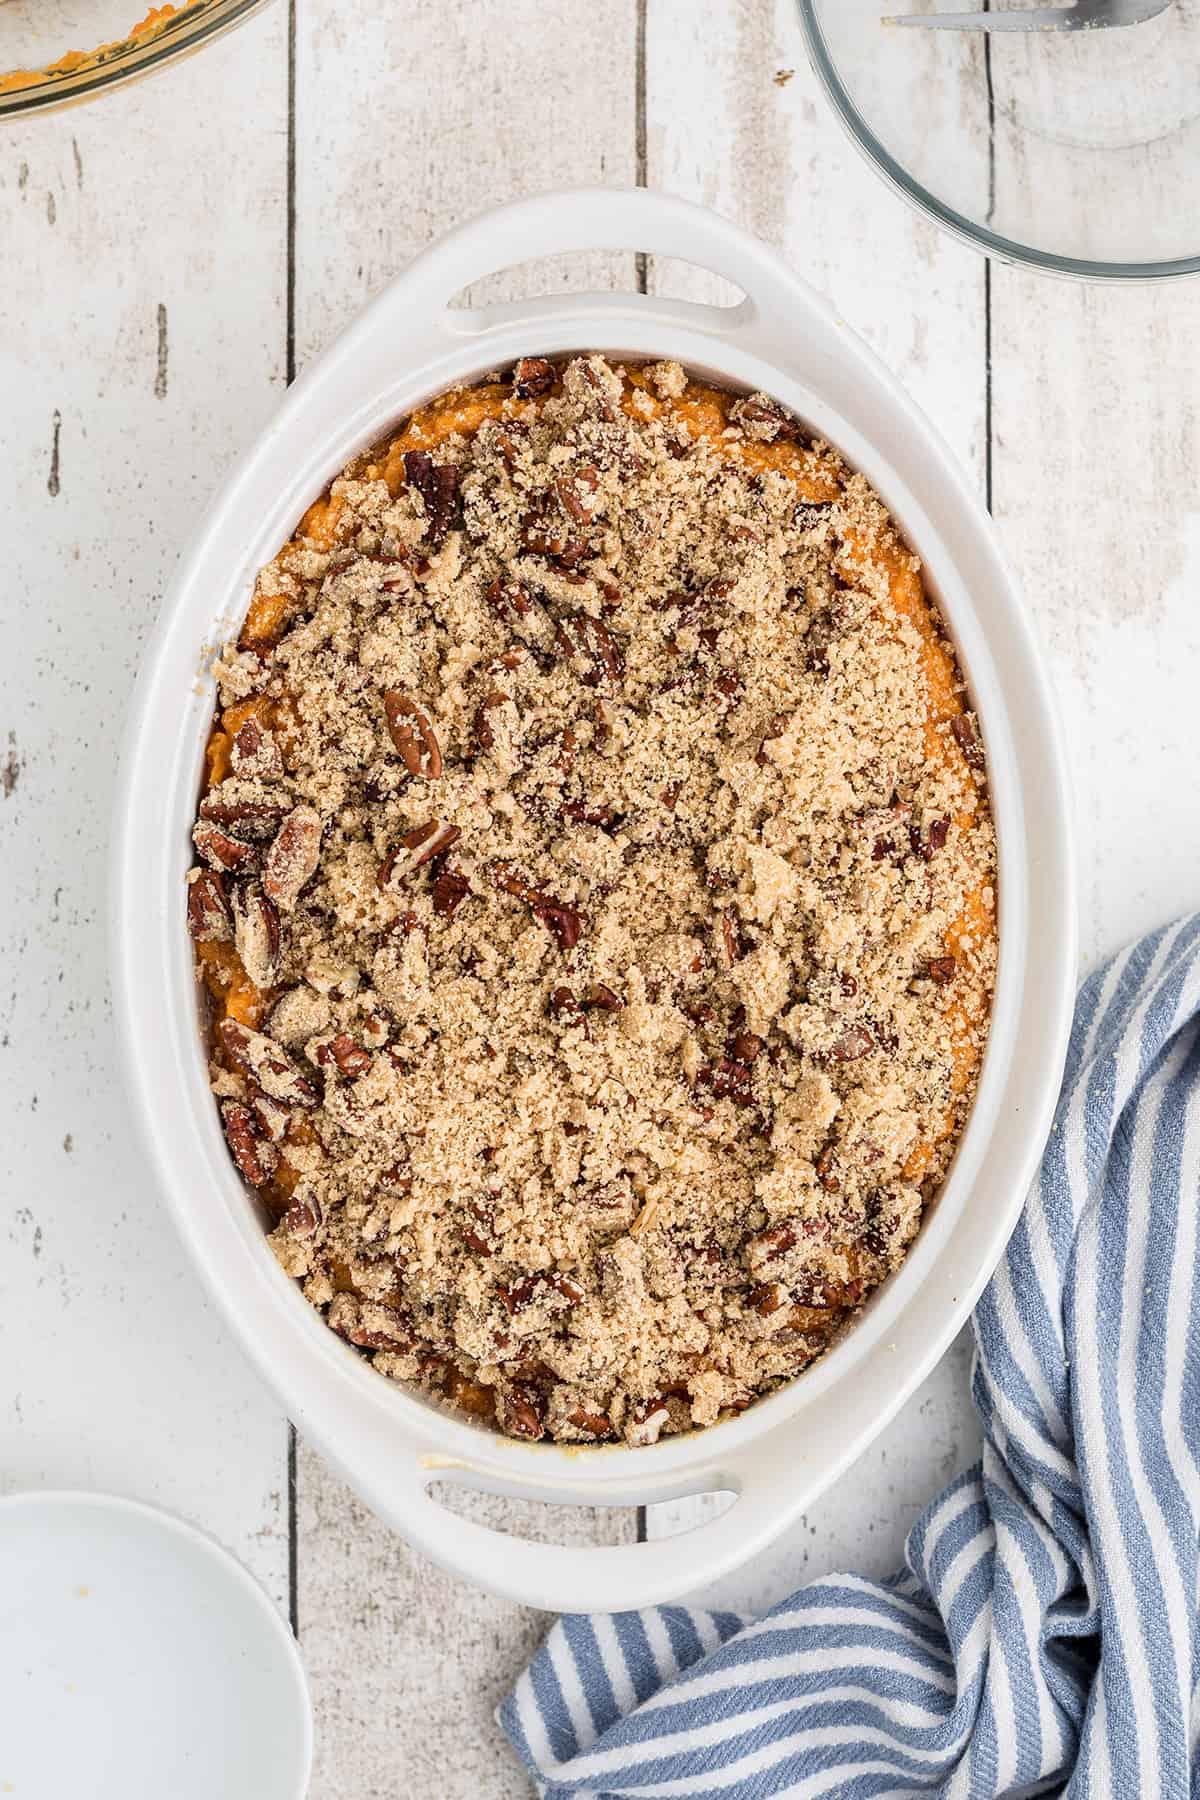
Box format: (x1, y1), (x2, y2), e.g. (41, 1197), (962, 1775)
(3, 3), (1199, 1795)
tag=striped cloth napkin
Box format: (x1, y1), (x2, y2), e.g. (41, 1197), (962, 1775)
(502, 918), (1200, 1797)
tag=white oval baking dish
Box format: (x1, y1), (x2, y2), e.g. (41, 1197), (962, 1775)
(112, 188), (1077, 1615)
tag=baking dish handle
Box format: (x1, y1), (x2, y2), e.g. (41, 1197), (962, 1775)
(379, 1441), (803, 1615)
(352, 186), (814, 344)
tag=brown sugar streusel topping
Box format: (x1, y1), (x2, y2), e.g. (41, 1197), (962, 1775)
(188, 354), (997, 1448)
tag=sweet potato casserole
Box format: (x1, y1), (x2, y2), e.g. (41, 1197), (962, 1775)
(187, 353), (997, 1446)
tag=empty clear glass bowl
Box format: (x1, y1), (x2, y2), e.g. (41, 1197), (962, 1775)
(795, 0), (1200, 279)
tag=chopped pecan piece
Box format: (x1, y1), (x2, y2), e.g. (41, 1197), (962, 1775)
(554, 465), (600, 525)
(250, 1090), (291, 1143)
(431, 864), (472, 918)
(745, 1221), (797, 1276)
(950, 712), (985, 771)
(522, 522), (590, 567)
(756, 712), (789, 765)
(730, 393), (802, 442)
(560, 799), (619, 830)
(785, 1301), (838, 1335)
(910, 814), (951, 862)
(498, 1271), (585, 1314)
(230, 716), (283, 780)
(576, 358), (618, 422)
(375, 1161), (413, 1199)
(554, 613), (625, 687)
(712, 667), (742, 709)
(485, 575), (533, 622)
(716, 909), (741, 970)
(221, 1101), (273, 1187)
(747, 1280), (788, 1316)
(284, 1191), (322, 1237)
(193, 817), (255, 873)
(815, 1144), (840, 1193)
(199, 794), (285, 840)
(362, 762), (401, 805)
(383, 690), (443, 781)
(330, 1297), (415, 1352)
(186, 868), (232, 941)
(262, 805), (323, 911)
(461, 1202), (495, 1257)
(553, 728), (578, 779)
(566, 1404), (613, 1439)
(512, 357), (556, 399)
(826, 1024), (874, 1063)
(315, 1032), (372, 1079)
(927, 956), (957, 986)
(548, 985), (586, 1023)
(533, 900), (582, 954)
(540, 1272), (586, 1308)
(231, 882), (281, 990)
(696, 1056), (755, 1107)
(378, 820), (462, 891)
(489, 862), (582, 953)
(402, 449), (460, 546)
(626, 1397), (671, 1447)
(218, 1017), (318, 1107)
(585, 983), (624, 1013)
(498, 1380), (546, 1441)
(730, 1030), (763, 1064)
(474, 689), (512, 753)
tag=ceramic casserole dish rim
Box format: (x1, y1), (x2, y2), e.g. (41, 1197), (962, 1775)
(111, 186), (1077, 1613)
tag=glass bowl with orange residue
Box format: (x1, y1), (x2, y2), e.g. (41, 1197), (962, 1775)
(0, 0), (272, 118)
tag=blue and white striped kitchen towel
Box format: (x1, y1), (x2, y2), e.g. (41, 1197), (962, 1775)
(502, 917), (1200, 1797)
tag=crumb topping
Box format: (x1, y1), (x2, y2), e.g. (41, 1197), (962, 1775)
(189, 355), (997, 1446)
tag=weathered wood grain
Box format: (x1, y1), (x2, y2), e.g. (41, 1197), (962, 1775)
(0, 7), (291, 1600)
(298, 1461), (633, 1799)
(989, 266), (1200, 964)
(292, 0), (642, 366)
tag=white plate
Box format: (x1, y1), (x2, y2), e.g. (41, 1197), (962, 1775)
(0, 1492), (311, 1800)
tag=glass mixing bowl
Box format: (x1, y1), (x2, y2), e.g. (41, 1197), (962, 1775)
(795, 0), (1200, 279)
(0, 0), (273, 118)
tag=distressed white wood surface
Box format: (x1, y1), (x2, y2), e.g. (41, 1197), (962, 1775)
(0, 2), (290, 1601)
(2, 2), (1199, 1795)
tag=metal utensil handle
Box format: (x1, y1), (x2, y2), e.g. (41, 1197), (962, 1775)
(885, 0), (1169, 29)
